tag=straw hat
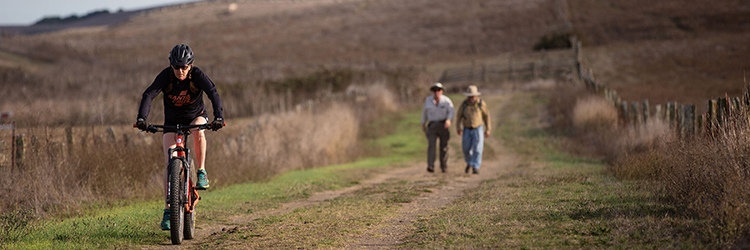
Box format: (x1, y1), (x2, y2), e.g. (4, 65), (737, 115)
(430, 82), (444, 91)
(463, 85), (481, 96)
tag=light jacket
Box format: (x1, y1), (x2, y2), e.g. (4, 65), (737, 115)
(456, 98), (490, 133)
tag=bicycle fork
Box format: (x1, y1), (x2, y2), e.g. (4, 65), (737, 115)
(168, 134), (200, 213)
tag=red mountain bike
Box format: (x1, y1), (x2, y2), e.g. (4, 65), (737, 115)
(135, 123), (215, 245)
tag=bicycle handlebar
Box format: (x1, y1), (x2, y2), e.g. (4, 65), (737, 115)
(133, 123), (217, 133)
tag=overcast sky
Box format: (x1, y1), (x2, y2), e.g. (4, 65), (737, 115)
(0, 0), (200, 25)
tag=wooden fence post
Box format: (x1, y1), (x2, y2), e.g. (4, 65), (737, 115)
(717, 97), (727, 126)
(732, 97), (741, 116)
(667, 102), (676, 128)
(642, 99), (650, 123)
(65, 127), (74, 157)
(654, 104), (662, 121)
(106, 127), (116, 143)
(11, 121), (15, 172)
(683, 105), (695, 137)
(620, 101), (629, 126)
(630, 102), (639, 127)
(707, 99), (717, 137)
(14, 134), (24, 170)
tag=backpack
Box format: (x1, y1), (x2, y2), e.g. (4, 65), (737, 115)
(461, 98), (483, 118)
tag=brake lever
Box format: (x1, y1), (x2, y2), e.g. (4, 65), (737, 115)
(147, 125), (158, 133)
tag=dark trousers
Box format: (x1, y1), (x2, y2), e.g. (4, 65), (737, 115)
(426, 121), (450, 168)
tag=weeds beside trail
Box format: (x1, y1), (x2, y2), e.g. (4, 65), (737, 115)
(401, 90), (713, 249)
(0, 89), (720, 249)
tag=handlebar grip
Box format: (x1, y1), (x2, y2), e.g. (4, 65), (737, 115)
(133, 124), (138, 128)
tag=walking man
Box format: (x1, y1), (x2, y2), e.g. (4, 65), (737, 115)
(421, 83), (454, 173)
(456, 85), (490, 174)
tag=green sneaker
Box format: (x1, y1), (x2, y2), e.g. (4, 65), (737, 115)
(160, 209), (170, 230)
(196, 169), (210, 190)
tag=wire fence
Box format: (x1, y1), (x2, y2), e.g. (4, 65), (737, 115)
(571, 37), (750, 139)
(438, 49), (577, 84)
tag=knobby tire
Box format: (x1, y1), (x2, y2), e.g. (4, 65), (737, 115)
(169, 158), (185, 245)
(184, 179), (196, 239)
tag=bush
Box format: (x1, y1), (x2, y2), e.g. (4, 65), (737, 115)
(572, 96), (618, 134)
(533, 30), (586, 51)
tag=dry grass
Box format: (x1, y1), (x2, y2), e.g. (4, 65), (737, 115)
(548, 84), (750, 246)
(572, 95), (618, 133)
(0, 0), (565, 126)
(569, 0), (750, 113)
(0, 85), (401, 217)
(612, 117), (750, 246)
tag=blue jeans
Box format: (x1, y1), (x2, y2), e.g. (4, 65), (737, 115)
(462, 125), (484, 169)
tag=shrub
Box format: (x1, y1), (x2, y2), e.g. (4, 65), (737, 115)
(532, 30), (586, 51)
(572, 96), (618, 134)
(0, 84), (406, 220)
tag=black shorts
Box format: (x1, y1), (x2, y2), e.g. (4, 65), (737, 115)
(164, 113), (209, 127)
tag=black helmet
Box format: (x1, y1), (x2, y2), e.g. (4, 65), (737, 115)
(168, 44), (194, 66)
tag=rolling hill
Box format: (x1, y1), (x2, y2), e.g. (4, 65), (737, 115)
(0, 0), (748, 123)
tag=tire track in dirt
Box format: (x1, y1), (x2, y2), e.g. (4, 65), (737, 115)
(145, 93), (517, 249)
(343, 137), (518, 249)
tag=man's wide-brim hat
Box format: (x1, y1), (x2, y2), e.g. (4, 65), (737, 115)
(463, 85), (481, 96)
(430, 82), (444, 91)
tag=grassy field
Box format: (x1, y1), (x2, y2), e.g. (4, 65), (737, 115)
(0, 105), (425, 249)
(1, 89), (724, 249)
(1, 0), (748, 247)
(401, 91), (713, 249)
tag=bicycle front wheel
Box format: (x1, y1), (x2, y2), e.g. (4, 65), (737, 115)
(169, 158), (185, 245)
(184, 181), (196, 240)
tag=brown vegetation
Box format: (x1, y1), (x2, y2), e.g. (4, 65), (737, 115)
(0, 0), (564, 216)
(0, 85), (399, 216)
(548, 82), (750, 246)
(0, 0), (565, 126)
(568, 0), (750, 113)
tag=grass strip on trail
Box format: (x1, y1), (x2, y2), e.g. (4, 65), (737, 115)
(401, 91), (712, 249)
(2, 91), (717, 249)
(1, 108), (425, 249)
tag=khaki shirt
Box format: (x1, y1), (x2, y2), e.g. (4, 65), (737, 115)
(455, 98), (491, 133)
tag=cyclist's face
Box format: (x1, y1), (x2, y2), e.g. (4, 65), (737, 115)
(172, 64), (192, 80)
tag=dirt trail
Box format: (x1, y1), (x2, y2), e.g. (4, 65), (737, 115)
(146, 93), (519, 249)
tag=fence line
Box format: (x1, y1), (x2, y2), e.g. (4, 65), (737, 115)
(0, 89), (380, 170)
(572, 37), (748, 138)
(439, 49), (577, 84)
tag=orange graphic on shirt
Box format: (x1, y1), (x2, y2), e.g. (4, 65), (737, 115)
(168, 90), (192, 107)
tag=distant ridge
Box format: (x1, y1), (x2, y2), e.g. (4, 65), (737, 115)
(0, 1), (199, 35)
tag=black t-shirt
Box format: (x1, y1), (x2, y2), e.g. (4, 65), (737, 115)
(137, 66), (223, 124)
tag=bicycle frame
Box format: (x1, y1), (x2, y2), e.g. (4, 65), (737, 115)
(168, 128), (199, 214)
(135, 123), (213, 213)
(136, 122), (219, 244)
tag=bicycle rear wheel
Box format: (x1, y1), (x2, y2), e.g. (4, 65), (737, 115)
(169, 158), (185, 245)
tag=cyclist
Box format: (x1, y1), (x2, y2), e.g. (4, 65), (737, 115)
(136, 44), (224, 230)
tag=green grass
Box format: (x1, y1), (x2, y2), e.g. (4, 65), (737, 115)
(0, 106), (426, 249)
(2, 91), (717, 249)
(400, 91), (712, 249)
(200, 178), (440, 249)
(372, 105), (425, 158)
